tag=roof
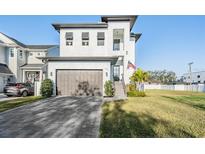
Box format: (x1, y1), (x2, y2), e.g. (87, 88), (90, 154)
(0, 32), (26, 48)
(26, 45), (57, 49)
(38, 56), (119, 62)
(0, 32), (56, 49)
(20, 64), (45, 69)
(101, 16), (137, 30)
(0, 63), (13, 74)
(130, 33), (142, 42)
(0, 39), (4, 43)
(52, 23), (108, 31)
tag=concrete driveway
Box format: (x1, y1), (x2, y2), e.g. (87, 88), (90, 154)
(0, 93), (19, 102)
(0, 96), (103, 138)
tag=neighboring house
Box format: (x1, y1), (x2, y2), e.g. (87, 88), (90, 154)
(183, 71), (205, 84)
(40, 16), (141, 96)
(0, 32), (59, 92)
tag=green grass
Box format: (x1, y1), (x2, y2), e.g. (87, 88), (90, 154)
(0, 96), (44, 112)
(100, 90), (205, 138)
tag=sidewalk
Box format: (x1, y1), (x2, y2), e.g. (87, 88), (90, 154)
(0, 93), (19, 102)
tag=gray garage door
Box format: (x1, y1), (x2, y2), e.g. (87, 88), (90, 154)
(57, 70), (103, 96)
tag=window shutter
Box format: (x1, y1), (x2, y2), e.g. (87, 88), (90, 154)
(65, 32), (73, 40)
(82, 32), (89, 40)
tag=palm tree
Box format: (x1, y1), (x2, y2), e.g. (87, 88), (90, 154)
(130, 68), (149, 91)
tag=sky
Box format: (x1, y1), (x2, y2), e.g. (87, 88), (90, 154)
(0, 15), (204, 76)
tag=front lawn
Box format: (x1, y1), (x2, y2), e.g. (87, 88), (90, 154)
(100, 90), (205, 138)
(0, 96), (44, 112)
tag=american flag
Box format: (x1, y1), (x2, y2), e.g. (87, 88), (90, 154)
(127, 61), (136, 70)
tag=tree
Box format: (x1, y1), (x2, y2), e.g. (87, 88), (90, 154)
(148, 70), (176, 84)
(130, 68), (149, 91)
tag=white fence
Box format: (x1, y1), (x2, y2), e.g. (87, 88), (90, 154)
(34, 81), (41, 96)
(144, 84), (205, 93)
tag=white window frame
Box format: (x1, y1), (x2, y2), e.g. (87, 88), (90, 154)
(10, 48), (14, 57)
(19, 50), (23, 59)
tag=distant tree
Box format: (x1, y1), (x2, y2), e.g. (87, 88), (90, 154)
(148, 70), (176, 84)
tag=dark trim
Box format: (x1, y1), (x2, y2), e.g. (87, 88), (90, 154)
(52, 23), (108, 32)
(38, 56), (119, 62)
(26, 45), (58, 49)
(130, 33), (142, 42)
(101, 16), (138, 30)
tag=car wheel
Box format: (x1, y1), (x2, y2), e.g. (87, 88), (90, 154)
(22, 91), (28, 97)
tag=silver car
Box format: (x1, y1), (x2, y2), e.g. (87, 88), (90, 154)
(3, 83), (34, 97)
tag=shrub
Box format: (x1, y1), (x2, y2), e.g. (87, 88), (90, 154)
(40, 79), (53, 97)
(104, 80), (115, 97)
(127, 84), (136, 92)
(127, 90), (146, 97)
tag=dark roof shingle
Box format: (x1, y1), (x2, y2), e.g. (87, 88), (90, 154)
(0, 63), (13, 74)
(26, 45), (57, 49)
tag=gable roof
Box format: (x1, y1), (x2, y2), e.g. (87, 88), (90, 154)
(0, 32), (26, 47)
(0, 63), (13, 75)
(26, 45), (57, 49)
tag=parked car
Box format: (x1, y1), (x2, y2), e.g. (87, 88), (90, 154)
(3, 83), (34, 97)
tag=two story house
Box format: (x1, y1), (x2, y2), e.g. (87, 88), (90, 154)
(40, 16), (141, 96)
(0, 32), (59, 92)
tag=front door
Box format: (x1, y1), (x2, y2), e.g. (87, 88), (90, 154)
(113, 65), (120, 81)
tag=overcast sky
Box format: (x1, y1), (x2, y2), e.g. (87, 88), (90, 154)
(0, 15), (204, 76)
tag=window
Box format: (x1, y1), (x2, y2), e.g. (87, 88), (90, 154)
(65, 32), (73, 46)
(82, 32), (89, 46)
(198, 81), (201, 83)
(29, 52), (33, 56)
(19, 50), (23, 59)
(10, 48), (14, 57)
(204, 81), (205, 84)
(38, 52), (41, 56)
(197, 75), (200, 78)
(113, 39), (120, 51)
(97, 32), (105, 46)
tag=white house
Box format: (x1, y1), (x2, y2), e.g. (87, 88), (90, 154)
(183, 71), (205, 84)
(0, 16), (141, 97)
(0, 32), (59, 92)
(40, 16), (141, 96)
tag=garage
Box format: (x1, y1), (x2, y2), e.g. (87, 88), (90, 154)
(56, 69), (103, 96)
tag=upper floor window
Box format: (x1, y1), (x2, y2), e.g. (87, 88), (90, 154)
(19, 50), (23, 59)
(113, 39), (120, 51)
(97, 32), (105, 46)
(65, 32), (73, 46)
(82, 32), (89, 46)
(10, 48), (14, 57)
(197, 75), (200, 78)
(29, 52), (33, 56)
(37, 52), (41, 56)
(113, 29), (124, 51)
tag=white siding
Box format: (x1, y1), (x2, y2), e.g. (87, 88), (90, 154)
(183, 72), (205, 84)
(58, 21), (136, 84)
(0, 46), (6, 64)
(27, 51), (46, 64)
